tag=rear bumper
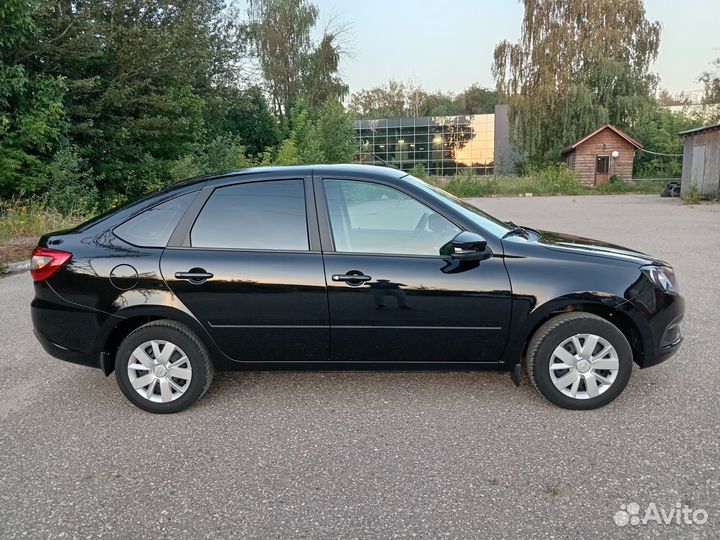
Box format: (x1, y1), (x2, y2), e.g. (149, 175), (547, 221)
(33, 327), (101, 369)
(31, 282), (108, 370)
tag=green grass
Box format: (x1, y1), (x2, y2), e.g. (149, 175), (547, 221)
(594, 178), (666, 194)
(0, 200), (85, 244)
(430, 175), (666, 198)
(682, 185), (701, 204)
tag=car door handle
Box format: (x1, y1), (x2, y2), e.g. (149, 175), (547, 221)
(174, 269), (214, 283)
(332, 272), (372, 284)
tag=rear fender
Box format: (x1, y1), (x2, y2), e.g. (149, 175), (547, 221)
(95, 303), (236, 372)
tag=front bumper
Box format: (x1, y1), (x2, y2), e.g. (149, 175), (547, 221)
(626, 289), (685, 368)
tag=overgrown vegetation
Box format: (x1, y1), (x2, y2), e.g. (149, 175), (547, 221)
(493, 0), (662, 165)
(0, 0), (356, 216)
(682, 186), (701, 205)
(430, 165), (664, 198)
(0, 199), (82, 244)
(0, 196), (85, 267)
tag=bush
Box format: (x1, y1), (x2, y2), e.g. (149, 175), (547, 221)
(683, 185), (700, 204)
(409, 163), (428, 179)
(596, 178), (664, 194)
(169, 135), (253, 181)
(0, 197), (85, 243)
(529, 163), (582, 195)
(274, 139), (302, 165)
(44, 147), (99, 215)
(438, 163), (581, 197)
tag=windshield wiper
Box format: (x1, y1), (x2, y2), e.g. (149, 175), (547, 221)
(503, 226), (530, 239)
(502, 221), (535, 239)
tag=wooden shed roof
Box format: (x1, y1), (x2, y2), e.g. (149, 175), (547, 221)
(562, 124), (644, 155)
(678, 124), (720, 138)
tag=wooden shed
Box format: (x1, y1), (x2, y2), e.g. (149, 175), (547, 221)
(562, 124), (643, 186)
(679, 124), (720, 200)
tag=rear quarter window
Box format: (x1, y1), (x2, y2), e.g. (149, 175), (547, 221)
(113, 192), (196, 247)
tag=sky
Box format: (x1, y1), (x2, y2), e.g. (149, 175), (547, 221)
(307, 0), (720, 99)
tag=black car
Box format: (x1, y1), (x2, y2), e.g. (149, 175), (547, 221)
(31, 165), (684, 413)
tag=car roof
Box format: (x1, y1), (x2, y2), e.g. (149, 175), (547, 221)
(173, 164), (408, 189)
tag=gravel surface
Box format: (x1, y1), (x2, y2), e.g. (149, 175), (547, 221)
(1, 195), (718, 539)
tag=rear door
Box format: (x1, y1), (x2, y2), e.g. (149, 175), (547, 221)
(315, 175), (511, 363)
(160, 176), (329, 362)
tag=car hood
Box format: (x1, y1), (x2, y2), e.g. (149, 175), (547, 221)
(535, 229), (666, 266)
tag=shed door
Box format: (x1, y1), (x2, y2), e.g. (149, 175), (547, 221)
(595, 155), (609, 185)
(691, 145), (706, 194)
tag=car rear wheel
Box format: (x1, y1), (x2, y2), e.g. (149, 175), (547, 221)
(115, 320), (214, 413)
(526, 312), (633, 410)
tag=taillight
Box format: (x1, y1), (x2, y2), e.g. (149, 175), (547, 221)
(30, 246), (72, 282)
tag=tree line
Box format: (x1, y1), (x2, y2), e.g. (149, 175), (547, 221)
(0, 0), (356, 213)
(2, 0), (719, 217)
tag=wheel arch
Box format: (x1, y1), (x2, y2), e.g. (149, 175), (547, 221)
(96, 306), (229, 375)
(503, 296), (649, 368)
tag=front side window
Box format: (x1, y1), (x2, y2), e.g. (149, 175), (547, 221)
(191, 180), (308, 250)
(324, 179), (460, 256)
(114, 192), (196, 247)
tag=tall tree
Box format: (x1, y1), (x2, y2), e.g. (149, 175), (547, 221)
(246, 0), (347, 121)
(0, 0), (68, 196)
(13, 0), (246, 201)
(698, 57), (720, 105)
(493, 0), (661, 163)
(455, 84), (497, 115)
(220, 85), (280, 157)
(348, 80), (407, 118)
(628, 107), (695, 178)
(348, 80), (497, 119)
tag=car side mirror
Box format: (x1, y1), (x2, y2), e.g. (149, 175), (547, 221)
(446, 231), (491, 261)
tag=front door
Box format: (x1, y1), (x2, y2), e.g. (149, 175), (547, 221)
(595, 155), (609, 185)
(316, 177), (511, 363)
(161, 177), (329, 362)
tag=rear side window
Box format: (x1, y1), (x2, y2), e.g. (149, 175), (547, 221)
(114, 192), (196, 247)
(190, 180), (308, 250)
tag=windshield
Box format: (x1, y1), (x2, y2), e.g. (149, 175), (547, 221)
(405, 175), (513, 238)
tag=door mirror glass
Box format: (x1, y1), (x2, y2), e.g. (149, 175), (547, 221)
(442, 231), (491, 261)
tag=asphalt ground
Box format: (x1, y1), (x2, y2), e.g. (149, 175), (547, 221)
(1, 194), (718, 539)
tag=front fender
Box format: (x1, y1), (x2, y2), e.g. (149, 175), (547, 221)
(499, 291), (652, 366)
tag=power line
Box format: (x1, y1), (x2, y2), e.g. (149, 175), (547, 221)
(637, 147), (683, 157)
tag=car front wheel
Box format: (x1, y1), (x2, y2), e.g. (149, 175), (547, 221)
(115, 320), (214, 413)
(526, 312), (633, 410)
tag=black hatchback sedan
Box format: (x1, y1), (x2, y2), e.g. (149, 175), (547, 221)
(31, 165), (684, 413)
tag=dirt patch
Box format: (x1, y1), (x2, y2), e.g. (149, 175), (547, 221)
(0, 237), (36, 266)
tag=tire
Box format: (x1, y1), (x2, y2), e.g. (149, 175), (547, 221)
(115, 320), (214, 413)
(526, 312), (633, 410)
